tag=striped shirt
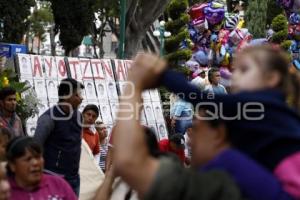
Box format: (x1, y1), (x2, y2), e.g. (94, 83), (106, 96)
(99, 141), (108, 172)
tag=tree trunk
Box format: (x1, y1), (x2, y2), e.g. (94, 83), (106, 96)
(125, 31), (143, 58)
(37, 37), (41, 54)
(49, 25), (56, 56)
(93, 44), (99, 58)
(100, 36), (105, 58)
(31, 37), (34, 53)
(25, 33), (30, 52)
(122, 0), (170, 58)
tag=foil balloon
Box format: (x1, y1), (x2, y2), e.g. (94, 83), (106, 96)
(224, 14), (239, 30)
(204, 4), (225, 25)
(229, 29), (247, 46)
(193, 50), (209, 66)
(192, 19), (208, 33)
(220, 66), (232, 87)
(236, 19), (245, 29)
(289, 24), (300, 39)
(289, 12), (300, 24)
(277, 0), (294, 9)
(293, 59), (300, 70)
(218, 29), (230, 44)
(188, 3), (208, 21)
(186, 60), (200, 72)
(211, 1), (225, 9)
(221, 52), (231, 67)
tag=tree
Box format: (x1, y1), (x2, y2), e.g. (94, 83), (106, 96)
(0, 0), (35, 43)
(245, 0), (269, 38)
(266, 0), (284, 26)
(270, 14), (291, 50)
(92, 0), (119, 58)
(28, 3), (54, 54)
(123, 0), (171, 58)
(49, 0), (95, 56)
(165, 0), (192, 72)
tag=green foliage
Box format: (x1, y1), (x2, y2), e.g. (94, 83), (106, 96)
(0, 69), (26, 92)
(281, 40), (292, 51)
(165, 14), (190, 34)
(245, 0), (269, 38)
(93, 0), (119, 18)
(271, 14), (288, 32)
(165, 49), (193, 63)
(168, 0), (189, 20)
(29, 4), (54, 42)
(270, 14), (289, 45)
(269, 14), (291, 51)
(165, 30), (190, 53)
(266, 0), (284, 26)
(165, 0), (192, 67)
(271, 30), (288, 43)
(0, 67), (40, 122)
(0, 0), (35, 43)
(49, 0), (95, 55)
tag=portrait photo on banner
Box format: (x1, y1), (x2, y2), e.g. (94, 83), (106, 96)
(84, 81), (97, 100)
(152, 102), (165, 122)
(16, 54), (33, 78)
(144, 102), (155, 123)
(34, 79), (48, 99)
(157, 123), (168, 140)
(95, 81), (109, 101)
(46, 80), (59, 99)
(99, 103), (113, 125)
(106, 81), (118, 100)
(110, 102), (119, 121)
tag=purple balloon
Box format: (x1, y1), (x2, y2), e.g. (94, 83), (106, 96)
(204, 6), (225, 25)
(277, 0), (294, 9)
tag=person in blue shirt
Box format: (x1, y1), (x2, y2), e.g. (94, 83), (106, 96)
(204, 67), (227, 95)
(170, 97), (193, 135)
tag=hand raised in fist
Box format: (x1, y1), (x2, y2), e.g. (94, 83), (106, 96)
(128, 53), (167, 90)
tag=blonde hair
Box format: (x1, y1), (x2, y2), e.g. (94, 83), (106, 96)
(237, 45), (300, 113)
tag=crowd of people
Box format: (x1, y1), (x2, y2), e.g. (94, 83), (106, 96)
(0, 44), (300, 200)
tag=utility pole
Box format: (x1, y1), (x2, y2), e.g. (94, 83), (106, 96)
(118, 0), (126, 59)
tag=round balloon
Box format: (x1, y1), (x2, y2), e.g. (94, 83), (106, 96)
(192, 18), (208, 33)
(188, 3), (208, 21)
(224, 14), (239, 30)
(218, 29), (230, 44)
(204, 5), (225, 25)
(277, 0), (294, 9)
(289, 12), (300, 24)
(193, 50), (209, 66)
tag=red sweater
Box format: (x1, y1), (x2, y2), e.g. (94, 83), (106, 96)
(82, 128), (100, 155)
(159, 139), (185, 163)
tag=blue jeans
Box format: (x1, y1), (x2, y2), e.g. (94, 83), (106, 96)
(175, 111), (192, 135)
(65, 175), (80, 196)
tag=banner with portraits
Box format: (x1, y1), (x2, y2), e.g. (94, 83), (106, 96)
(16, 54), (168, 140)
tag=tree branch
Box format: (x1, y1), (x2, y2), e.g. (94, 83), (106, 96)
(139, 0), (170, 27)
